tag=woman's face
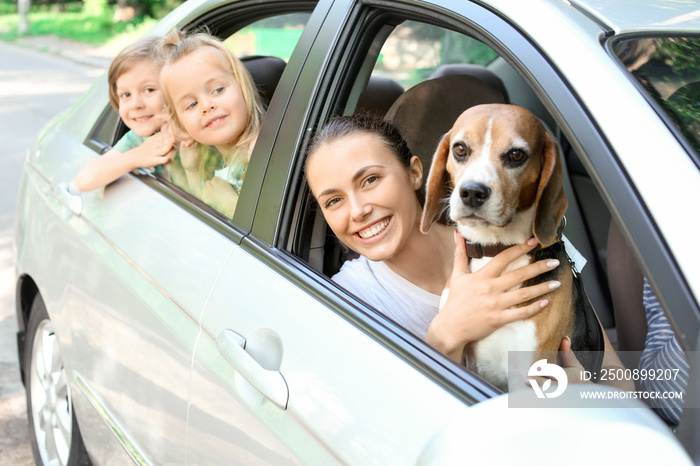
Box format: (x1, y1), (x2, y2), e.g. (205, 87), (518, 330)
(307, 132), (423, 262)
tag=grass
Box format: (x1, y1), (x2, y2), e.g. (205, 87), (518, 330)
(0, 4), (157, 45)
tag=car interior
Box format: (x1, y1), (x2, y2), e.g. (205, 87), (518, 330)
(281, 17), (662, 400)
(288, 20), (623, 336)
(87, 9), (656, 401)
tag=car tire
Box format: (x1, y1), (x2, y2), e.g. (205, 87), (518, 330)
(24, 295), (91, 466)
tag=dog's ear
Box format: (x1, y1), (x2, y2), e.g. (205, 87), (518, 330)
(532, 131), (568, 245)
(420, 132), (452, 233)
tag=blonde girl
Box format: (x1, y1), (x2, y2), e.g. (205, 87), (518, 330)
(159, 28), (265, 216)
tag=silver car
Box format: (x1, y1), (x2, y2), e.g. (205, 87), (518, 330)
(14, 0), (700, 464)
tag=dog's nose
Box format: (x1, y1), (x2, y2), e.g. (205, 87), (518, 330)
(459, 182), (491, 208)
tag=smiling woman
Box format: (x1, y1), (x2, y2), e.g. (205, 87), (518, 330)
(304, 115), (561, 362)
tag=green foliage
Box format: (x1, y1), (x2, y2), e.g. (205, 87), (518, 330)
(0, 0), (16, 15)
(0, 1), (157, 44)
(82, 0), (108, 16)
(148, 0), (186, 19)
(0, 0), (84, 15)
(653, 37), (700, 78)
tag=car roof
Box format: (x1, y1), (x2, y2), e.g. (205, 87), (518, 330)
(570, 0), (700, 33)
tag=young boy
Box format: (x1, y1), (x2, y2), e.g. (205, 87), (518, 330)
(75, 36), (175, 192)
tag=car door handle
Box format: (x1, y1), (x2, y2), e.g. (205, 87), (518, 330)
(56, 182), (82, 218)
(216, 329), (289, 409)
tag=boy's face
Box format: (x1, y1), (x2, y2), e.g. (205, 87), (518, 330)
(116, 61), (166, 137)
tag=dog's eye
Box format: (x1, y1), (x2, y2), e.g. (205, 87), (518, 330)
(453, 143), (469, 161)
(507, 149), (527, 163)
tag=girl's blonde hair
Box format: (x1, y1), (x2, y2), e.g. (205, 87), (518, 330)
(108, 36), (164, 111)
(159, 28), (264, 149)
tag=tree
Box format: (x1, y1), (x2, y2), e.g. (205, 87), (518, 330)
(18, 0), (30, 35)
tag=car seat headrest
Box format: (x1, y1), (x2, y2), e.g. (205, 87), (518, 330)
(430, 64), (509, 102)
(357, 76), (405, 117)
(240, 55), (287, 108)
(383, 74), (506, 171)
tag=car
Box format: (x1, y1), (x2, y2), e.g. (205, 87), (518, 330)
(14, 0), (700, 464)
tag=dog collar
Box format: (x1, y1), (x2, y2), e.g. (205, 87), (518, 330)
(465, 241), (510, 259)
(465, 217), (566, 259)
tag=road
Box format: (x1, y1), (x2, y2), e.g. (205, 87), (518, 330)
(0, 41), (105, 464)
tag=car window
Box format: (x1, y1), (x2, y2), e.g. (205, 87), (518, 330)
(371, 21), (498, 89)
(85, 11), (311, 222)
(614, 36), (700, 162)
(296, 18), (535, 279)
(223, 13), (308, 62)
(160, 13), (310, 220)
(288, 7), (629, 401)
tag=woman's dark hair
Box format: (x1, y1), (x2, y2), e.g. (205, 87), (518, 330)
(305, 114), (425, 204)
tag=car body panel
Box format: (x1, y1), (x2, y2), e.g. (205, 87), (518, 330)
(17, 67), (239, 466)
(570, 0), (700, 32)
(13, 0), (700, 463)
(478, 0), (700, 344)
(189, 244), (473, 465)
(418, 387), (693, 465)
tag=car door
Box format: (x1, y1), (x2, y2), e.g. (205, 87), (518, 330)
(53, 3), (323, 463)
(190, 0), (698, 462)
(186, 0), (578, 463)
(22, 88), (236, 464)
(20, 2), (275, 462)
(30, 65), (238, 466)
(184, 0), (479, 462)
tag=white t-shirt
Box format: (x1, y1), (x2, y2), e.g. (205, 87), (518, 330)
(331, 235), (586, 340)
(332, 256), (440, 339)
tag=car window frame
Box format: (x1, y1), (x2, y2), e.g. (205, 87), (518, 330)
(607, 32), (700, 172)
(247, 0), (700, 412)
(81, 0), (320, 242)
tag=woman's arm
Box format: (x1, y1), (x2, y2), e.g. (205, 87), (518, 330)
(425, 234), (562, 362)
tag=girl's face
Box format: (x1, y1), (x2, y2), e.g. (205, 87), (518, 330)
(164, 47), (249, 147)
(307, 132), (423, 262)
(116, 61), (165, 137)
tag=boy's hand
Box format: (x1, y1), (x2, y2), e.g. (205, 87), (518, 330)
(135, 131), (175, 167)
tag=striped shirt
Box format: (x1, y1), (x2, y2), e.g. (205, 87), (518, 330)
(638, 278), (689, 425)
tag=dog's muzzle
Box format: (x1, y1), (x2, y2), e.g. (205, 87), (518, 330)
(459, 181), (491, 208)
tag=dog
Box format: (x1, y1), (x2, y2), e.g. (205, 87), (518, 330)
(419, 103), (603, 391)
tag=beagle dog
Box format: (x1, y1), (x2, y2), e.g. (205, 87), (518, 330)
(420, 103), (603, 391)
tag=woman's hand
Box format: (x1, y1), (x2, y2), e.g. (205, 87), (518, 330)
(426, 233), (562, 362)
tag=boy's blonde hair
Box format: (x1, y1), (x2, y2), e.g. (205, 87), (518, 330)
(108, 36), (164, 111)
(160, 28), (264, 149)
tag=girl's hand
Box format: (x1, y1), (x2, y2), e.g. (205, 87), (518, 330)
(163, 121), (195, 148)
(426, 233), (562, 362)
(202, 176), (239, 217)
(179, 143), (201, 172)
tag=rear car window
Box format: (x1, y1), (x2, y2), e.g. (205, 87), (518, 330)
(372, 20), (498, 89)
(614, 36), (700, 160)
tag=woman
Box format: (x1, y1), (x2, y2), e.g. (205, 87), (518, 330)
(305, 115), (632, 391)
